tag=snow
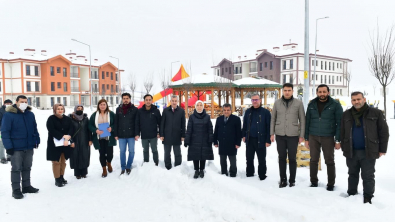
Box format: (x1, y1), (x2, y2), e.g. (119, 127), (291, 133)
(171, 73), (231, 86)
(233, 77), (281, 86)
(0, 108), (394, 222)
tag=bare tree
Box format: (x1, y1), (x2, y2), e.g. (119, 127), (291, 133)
(344, 71), (352, 96)
(143, 74), (154, 94)
(161, 70), (171, 105)
(127, 72), (137, 102)
(368, 24), (395, 118)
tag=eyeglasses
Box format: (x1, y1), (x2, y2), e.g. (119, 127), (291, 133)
(251, 99), (260, 102)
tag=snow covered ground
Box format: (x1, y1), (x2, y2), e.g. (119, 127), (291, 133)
(0, 108), (394, 222)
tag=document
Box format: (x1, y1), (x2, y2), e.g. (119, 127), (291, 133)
(98, 122), (111, 138)
(54, 138), (70, 147)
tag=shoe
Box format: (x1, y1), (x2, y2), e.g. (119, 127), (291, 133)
(259, 175), (267, 181)
(82, 175), (87, 178)
(102, 167), (107, 178)
(193, 170), (199, 179)
(364, 196), (373, 204)
(120, 170), (125, 175)
(155, 162), (159, 166)
(199, 170), (205, 178)
(55, 178), (64, 187)
(126, 169), (131, 175)
(60, 175), (67, 185)
(327, 185), (334, 191)
(22, 186), (39, 194)
(6, 157), (11, 161)
(12, 189), (24, 199)
(222, 172), (229, 176)
(230, 174), (237, 178)
(289, 183), (295, 187)
(310, 183), (318, 187)
(0, 158), (7, 164)
(107, 162), (113, 173)
(76, 176), (81, 179)
(279, 180), (288, 188)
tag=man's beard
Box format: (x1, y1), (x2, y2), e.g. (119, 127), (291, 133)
(318, 95), (328, 101)
(354, 102), (365, 109)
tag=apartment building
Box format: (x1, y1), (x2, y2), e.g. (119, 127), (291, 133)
(0, 49), (122, 109)
(212, 43), (352, 97)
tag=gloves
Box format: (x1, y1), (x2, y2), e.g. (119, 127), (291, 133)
(6, 148), (14, 156)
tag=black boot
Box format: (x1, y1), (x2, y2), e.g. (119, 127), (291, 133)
(60, 175), (67, 185)
(199, 170), (205, 178)
(22, 186), (39, 194)
(55, 178), (64, 187)
(12, 189), (24, 199)
(126, 169), (131, 175)
(193, 170), (199, 179)
(289, 183), (295, 187)
(120, 170), (125, 175)
(310, 183), (318, 187)
(279, 180), (288, 188)
(364, 196), (373, 204)
(327, 185), (334, 191)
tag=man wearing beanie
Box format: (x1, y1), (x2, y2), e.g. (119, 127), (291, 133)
(0, 99), (13, 163)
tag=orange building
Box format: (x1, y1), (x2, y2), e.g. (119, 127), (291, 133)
(0, 49), (123, 109)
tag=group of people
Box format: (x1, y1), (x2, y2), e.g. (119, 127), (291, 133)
(0, 83), (389, 205)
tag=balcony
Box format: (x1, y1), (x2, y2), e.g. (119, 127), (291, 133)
(70, 101), (80, 106)
(71, 87), (80, 92)
(70, 72), (79, 78)
(91, 74), (99, 79)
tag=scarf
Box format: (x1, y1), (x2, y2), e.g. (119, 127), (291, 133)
(282, 96), (293, 108)
(195, 100), (204, 113)
(72, 104), (84, 121)
(53, 103), (64, 119)
(122, 103), (132, 114)
(351, 103), (368, 127)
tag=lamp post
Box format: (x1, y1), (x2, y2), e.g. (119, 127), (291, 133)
(110, 56), (119, 107)
(303, 0), (310, 110)
(71, 38), (93, 111)
(313, 16), (329, 97)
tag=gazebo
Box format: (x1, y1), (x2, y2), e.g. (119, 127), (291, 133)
(170, 74), (282, 118)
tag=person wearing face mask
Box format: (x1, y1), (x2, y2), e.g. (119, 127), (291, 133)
(340, 91), (389, 204)
(0, 99), (13, 164)
(184, 100), (214, 179)
(68, 105), (93, 179)
(1, 95), (40, 199)
(46, 104), (74, 187)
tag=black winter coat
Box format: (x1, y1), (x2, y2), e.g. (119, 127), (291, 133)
(0, 105), (6, 129)
(114, 104), (138, 138)
(213, 114), (242, 156)
(184, 110), (214, 161)
(242, 107), (271, 149)
(46, 115), (74, 161)
(160, 106), (186, 146)
(135, 105), (161, 139)
(340, 106), (389, 159)
(69, 114), (92, 169)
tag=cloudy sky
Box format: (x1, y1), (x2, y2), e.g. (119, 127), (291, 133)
(1, 0), (394, 93)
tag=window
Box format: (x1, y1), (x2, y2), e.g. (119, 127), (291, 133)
(106, 72), (109, 77)
(316, 74), (318, 81)
(283, 75), (286, 84)
(337, 63), (339, 69)
(95, 71), (98, 79)
(51, 97), (54, 107)
(336, 76), (339, 81)
(111, 72), (113, 80)
(63, 68), (67, 77)
(332, 76), (334, 84)
(229, 67), (232, 74)
(51, 67), (54, 76)
(329, 62), (331, 70)
(36, 97), (40, 107)
(116, 85), (119, 93)
(235, 67), (238, 74)
(217, 70), (219, 75)
(64, 83), (67, 92)
(34, 66), (39, 76)
(340, 63), (342, 69)
(316, 60), (318, 66)
(35, 82), (39, 92)
(102, 71), (105, 79)
(225, 67), (228, 72)
(57, 97), (61, 104)
(340, 76), (342, 82)
(340, 89), (343, 95)
(337, 89), (339, 95)
(324, 75), (327, 84)
(260, 63), (263, 71)
(270, 61), (273, 70)
(27, 81), (31, 92)
(283, 60), (286, 70)
(111, 85), (114, 93)
(290, 74), (293, 83)
(57, 82), (61, 88)
(250, 62), (257, 72)
(0, 82), (1, 91)
(290, 59), (293, 69)
(265, 62), (268, 68)
(333, 62), (335, 70)
(51, 82), (55, 91)
(321, 61), (323, 70)
(321, 75), (323, 83)
(221, 68), (224, 75)
(107, 84), (109, 90)
(115, 73), (118, 81)
(27, 97), (32, 106)
(240, 66), (242, 73)
(270, 75), (273, 80)
(57, 67), (61, 73)
(116, 97), (119, 104)
(312, 60), (315, 66)
(102, 84), (105, 91)
(26, 65), (30, 75)
(63, 97), (67, 106)
(110, 97), (113, 105)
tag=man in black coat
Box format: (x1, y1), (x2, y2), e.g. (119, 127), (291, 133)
(114, 93), (138, 175)
(242, 94), (271, 180)
(160, 95), (186, 170)
(0, 99), (13, 164)
(340, 91), (389, 204)
(135, 94), (161, 165)
(214, 104), (242, 177)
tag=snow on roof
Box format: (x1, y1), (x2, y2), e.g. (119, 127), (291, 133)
(171, 73), (232, 86)
(233, 77), (281, 87)
(0, 52), (53, 62)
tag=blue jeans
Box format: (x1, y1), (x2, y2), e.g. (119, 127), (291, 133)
(118, 138), (135, 170)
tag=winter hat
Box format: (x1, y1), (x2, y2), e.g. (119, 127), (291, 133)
(195, 100), (204, 113)
(4, 99), (12, 104)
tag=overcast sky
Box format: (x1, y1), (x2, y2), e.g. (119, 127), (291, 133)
(1, 0), (394, 94)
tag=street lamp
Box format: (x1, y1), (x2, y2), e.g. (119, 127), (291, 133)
(110, 56), (119, 107)
(71, 38), (93, 111)
(313, 16), (329, 97)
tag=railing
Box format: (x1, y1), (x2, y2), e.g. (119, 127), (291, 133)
(70, 73), (79, 78)
(91, 74), (99, 79)
(71, 87), (79, 92)
(70, 101), (79, 106)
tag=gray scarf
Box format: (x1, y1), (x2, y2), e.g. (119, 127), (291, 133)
(72, 104), (84, 121)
